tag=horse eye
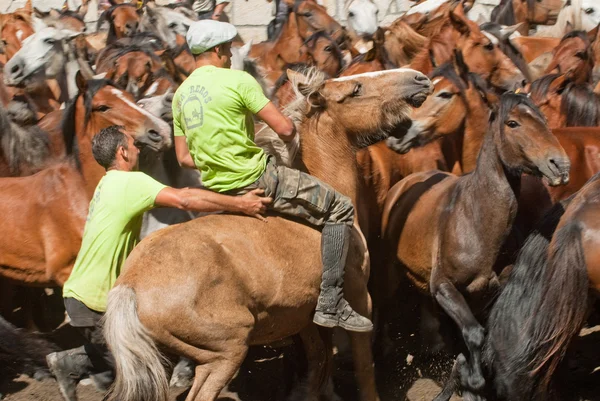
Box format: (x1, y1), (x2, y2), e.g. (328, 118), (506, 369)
(585, 7), (594, 14)
(353, 83), (362, 96)
(506, 120), (520, 128)
(168, 22), (177, 28)
(348, 11), (355, 18)
(94, 105), (111, 112)
(483, 42), (494, 51)
(44, 38), (56, 45)
(437, 91), (454, 99)
(324, 45), (332, 52)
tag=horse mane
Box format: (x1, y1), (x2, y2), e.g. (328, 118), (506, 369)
(58, 9), (85, 23)
(498, 92), (547, 136)
(560, 29), (590, 44)
(411, 34), (448, 70)
(255, 66), (326, 167)
(0, 100), (50, 175)
(386, 20), (428, 63)
(272, 63), (310, 96)
(113, 44), (162, 63)
(560, 82), (600, 126)
(491, 0), (516, 26)
(61, 79), (114, 170)
(530, 73), (562, 101)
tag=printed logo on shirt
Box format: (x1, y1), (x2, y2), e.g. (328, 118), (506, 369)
(179, 85), (212, 130)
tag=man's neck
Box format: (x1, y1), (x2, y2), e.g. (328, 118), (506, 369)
(194, 55), (224, 69)
(108, 161), (134, 172)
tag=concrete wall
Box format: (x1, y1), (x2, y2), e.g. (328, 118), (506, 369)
(1, 0), (412, 42)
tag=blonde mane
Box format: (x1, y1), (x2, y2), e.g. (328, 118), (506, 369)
(255, 67), (327, 167)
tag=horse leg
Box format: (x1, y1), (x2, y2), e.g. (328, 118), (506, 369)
(432, 281), (485, 392)
(184, 346), (248, 401)
(433, 353), (468, 401)
(420, 296), (445, 354)
(296, 324), (335, 401)
(349, 331), (378, 401)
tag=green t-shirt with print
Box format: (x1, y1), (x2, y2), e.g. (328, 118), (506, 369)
(172, 66), (270, 192)
(62, 170), (166, 312)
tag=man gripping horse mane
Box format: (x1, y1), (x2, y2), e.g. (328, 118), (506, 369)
(173, 19), (373, 332)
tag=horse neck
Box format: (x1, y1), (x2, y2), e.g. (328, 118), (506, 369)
(74, 108), (106, 199)
(461, 90), (491, 173)
(298, 114), (360, 206)
(467, 127), (521, 227)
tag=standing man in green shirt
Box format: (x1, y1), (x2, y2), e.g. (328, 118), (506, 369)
(173, 20), (373, 333)
(47, 125), (271, 401)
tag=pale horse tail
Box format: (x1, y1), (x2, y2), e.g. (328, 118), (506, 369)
(103, 285), (170, 401)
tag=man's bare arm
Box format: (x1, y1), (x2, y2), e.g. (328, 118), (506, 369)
(174, 136), (196, 169)
(155, 187), (272, 220)
(256, 102), (296, 142)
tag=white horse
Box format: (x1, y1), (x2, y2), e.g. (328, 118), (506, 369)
(467, 0), (502, 23)
(346, 0), (379, 39)
(535, 0), (600, 37)
(3, 27), (88, 101)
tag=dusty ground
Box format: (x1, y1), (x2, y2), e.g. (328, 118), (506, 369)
(1, 290), (599, 401)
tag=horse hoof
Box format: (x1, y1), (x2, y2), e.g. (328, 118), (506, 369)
(468, 374), (485, 392)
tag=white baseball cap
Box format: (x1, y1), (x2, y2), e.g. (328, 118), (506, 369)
(186, 20), (238, 55)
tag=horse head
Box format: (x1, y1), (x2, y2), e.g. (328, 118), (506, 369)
(346, 0), (379, 40)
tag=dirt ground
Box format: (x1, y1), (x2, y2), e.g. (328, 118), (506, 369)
(1, 291), (599, 401)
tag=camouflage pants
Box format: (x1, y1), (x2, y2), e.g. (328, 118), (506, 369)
(230, 158), (354, 227)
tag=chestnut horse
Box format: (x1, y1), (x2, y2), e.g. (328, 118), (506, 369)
(409, 4), (525, 92)
(491, 0), (562, 35)
(382, 93), (570, 394)
(97, 4), (141, 45)
(249, 0), (344, 86)
(0, 0), (35, 62)
(439, 172), (600, 401)
(0, 75), (171, 287)
(103, 67), (433, 401)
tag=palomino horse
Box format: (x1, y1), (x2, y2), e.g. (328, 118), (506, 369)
(97, 4), (141, 45)
(491, 0), (562, 35)
(249, 0), (344, 86)
(103, 67), (434, 401)
(382, 93), (570, 394)
(0, 74), (171, 286)
(529, 73), (600, 128)
(409, 4), (525, 91)
(438, 173), (600, 401)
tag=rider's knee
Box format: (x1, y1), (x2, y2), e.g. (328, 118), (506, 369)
(326, 194), (354, 225)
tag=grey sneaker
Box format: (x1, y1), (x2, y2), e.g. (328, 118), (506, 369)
(46, 352), (79, 401)
(313, 300), (373, 332)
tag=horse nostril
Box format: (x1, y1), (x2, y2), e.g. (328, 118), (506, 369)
(415, 74), (428, 82)
(520, 79), (527, 88)
(147, 130), (162, 142)
(11, 64), (21, 75)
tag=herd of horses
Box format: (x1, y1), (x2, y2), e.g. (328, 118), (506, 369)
(1, 0), (600, 400)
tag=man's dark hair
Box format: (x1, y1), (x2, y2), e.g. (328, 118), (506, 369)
(92, 125), (128, 169)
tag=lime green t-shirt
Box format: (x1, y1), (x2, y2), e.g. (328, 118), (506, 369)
(62, 171), (166, 312)
(172, 66), (270, 192)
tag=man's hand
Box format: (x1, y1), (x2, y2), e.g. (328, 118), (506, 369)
(238, 189), (272, 221)
(211, 12), (221, 20)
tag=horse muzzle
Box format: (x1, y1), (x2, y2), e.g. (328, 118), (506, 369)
(540, 156), (570, 187)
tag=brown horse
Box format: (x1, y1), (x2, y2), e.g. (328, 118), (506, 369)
(0, 75), (171, 287)
(103, 67), (433, 401)
(33, 7), (88, 33)
(439, 173), (600, 401)
(249, 0), (344, 86)
(97, 4), (141, 45)
(390, 58), (494, 175)
(0, 1), (35, 61)
(543, 30), (595, 81)
(383, 19), (428, 67)
(529, 72), (600, 128)
(381, 93), (569, 393)
(409, 4), (525, 91)
(491, 0), (563, 35)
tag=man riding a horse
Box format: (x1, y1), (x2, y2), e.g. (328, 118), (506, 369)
(173, 20), (373, 332)
(46, 125), (271, 401)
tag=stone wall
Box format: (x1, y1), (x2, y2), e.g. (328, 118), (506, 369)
(1, 0), (412, 42)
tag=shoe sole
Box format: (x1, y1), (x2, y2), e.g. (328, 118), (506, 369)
(313, 316), (374, 333)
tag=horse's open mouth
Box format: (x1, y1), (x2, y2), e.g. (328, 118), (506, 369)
(407, 85), (434, 108)
(539, 158), (570, 187)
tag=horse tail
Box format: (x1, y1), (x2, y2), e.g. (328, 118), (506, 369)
(486, 201), (588, 400)
(530, 221), (589, 390)
(103, 285), (169, 401)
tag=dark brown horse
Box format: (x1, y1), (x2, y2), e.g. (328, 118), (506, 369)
(491, 0), (563, 35)
(438, 172), (600, 401)
(381, 93), (570, 393)
(0, 75), (170, 286)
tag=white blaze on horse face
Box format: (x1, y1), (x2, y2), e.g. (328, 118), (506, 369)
(332, 68), (423, 81)
(406, 0), (449, 15)
(483, 31), (500, 46)
(110, 88), (172, 148)
(347, 0), (379, 37)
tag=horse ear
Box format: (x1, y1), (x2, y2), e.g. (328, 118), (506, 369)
(449, 5), (471, 35)
(75, 71), (87, 93)
(565, 20), (574, 34)
(16, 0), (33, 15)
(287, 68), (325, 107)
(500, 22), (523, 39)
(454, 49), (470, 84)
(33, 8), (48, 18)
(77, 3), (89, 17)
(49, 9), (62, 18)
(549, 74), (568, 94)
(239, 40), (253, 59)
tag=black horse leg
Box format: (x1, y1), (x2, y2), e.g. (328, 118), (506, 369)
(433, 353), (468, 401)
(433, 281), (485, 391)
